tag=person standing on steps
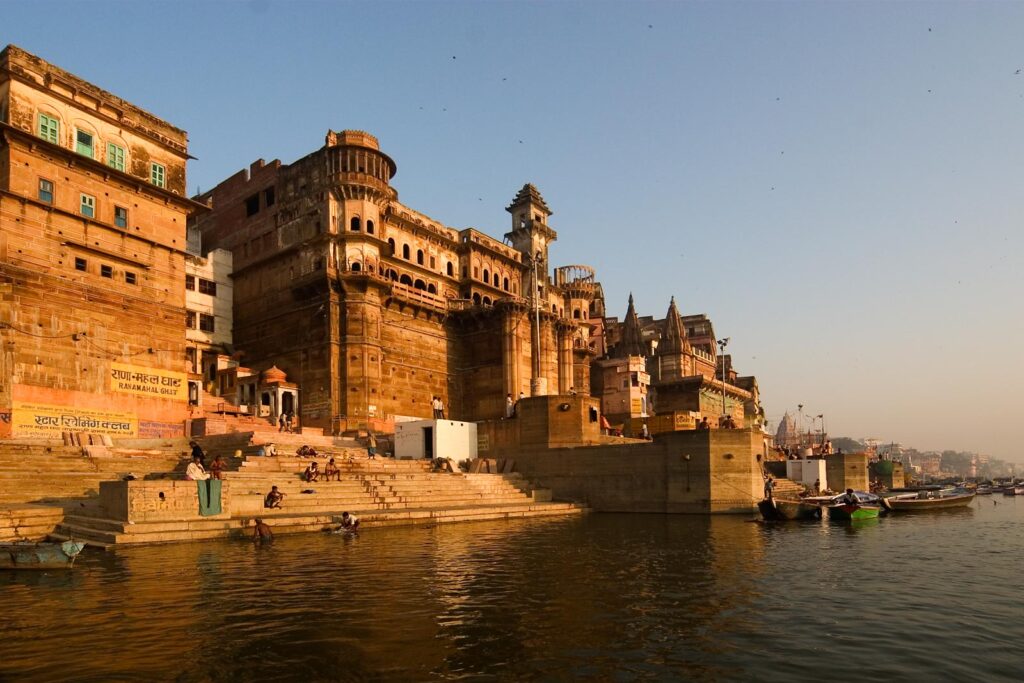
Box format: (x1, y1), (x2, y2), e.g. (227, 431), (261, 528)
(366, 431), (377, 460)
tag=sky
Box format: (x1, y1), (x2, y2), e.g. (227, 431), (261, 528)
(4, 1), (1023, 460)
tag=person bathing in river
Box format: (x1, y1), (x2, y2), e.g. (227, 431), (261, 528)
(252, 518), (273, 543)
(337, 511), (359, 531)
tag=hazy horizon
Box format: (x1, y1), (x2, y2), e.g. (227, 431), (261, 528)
(4, 1), (1021, 461)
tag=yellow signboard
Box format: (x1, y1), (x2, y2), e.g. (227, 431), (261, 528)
(12, 401), (138, 438)
(110, 362), (188, 401)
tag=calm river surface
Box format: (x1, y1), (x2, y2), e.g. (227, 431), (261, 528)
(3, 499), (1023, 682)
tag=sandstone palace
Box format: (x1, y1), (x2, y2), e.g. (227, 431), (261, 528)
(1, 46), (763, 441)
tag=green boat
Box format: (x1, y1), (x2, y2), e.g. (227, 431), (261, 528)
(0, 541), (86, 570)
(827, 502), (881, 521)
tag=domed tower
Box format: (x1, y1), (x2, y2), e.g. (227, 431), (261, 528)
(325, 129), (397, 239)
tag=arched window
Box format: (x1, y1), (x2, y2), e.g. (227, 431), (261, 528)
(414, 279), (426, 290)
(350, 217), (361, 232)
(503, 277), (509, 291)
(573, 309), (581, 319)
(446, 262), (454, 277)
(552, 305), (557, 313)
(402, 244), (410, 259)
(483, 268), (489, 283)
(427, 283), (437, 294)
(366, 219), (374, 234)
(473, 267), (478, 278)
(351, 261), (361, 272)
(512, 283), (517, 294)
(388, 238), (396, 254)
(472, 293), (481, 304)
(483, 296), (492, 305)
(389, 269), (398, 281)
(417, 249), (424, 265)
(399, 274), (413, 285)
(493, 273), (500, 287)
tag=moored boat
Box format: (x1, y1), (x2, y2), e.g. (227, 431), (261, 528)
(1002, 486), (1024, 496)
(827, 502), (882, 520)
(0, 540), (86, 570)
(758, 497), (821, 521)
(882, 489), (975, 511)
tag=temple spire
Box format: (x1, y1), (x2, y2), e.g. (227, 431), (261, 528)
(616, 293), (644, 357)
(659, 296), (689, 355)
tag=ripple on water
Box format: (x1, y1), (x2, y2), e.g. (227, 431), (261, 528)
(2, 504), (1024, 681)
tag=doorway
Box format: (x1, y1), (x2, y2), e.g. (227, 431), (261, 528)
(423, 427), (434, 459)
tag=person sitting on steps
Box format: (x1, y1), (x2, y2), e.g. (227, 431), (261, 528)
(323, 458), (341, 481)
(304, 462), (320, 483)
(264, 485), (285, 509)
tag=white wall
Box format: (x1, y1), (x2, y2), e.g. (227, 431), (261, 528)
(395, 420), (478, 460)
(786, 458), (828, 491)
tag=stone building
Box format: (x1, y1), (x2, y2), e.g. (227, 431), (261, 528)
(0, 45), (202, 439)
(599, 294), (761, 435)
(192, 130), (600, 430)
(184, 239), (233, 407)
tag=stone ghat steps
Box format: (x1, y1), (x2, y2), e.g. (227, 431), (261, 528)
(238, 456), (432, 473)
(0, 504), (66, 542)
(54, 502), (586, 548)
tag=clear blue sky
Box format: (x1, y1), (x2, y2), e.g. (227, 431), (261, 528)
(5, 1), (1022, 460)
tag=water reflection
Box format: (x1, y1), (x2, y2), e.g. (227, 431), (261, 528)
(2, 502), (1022, 682)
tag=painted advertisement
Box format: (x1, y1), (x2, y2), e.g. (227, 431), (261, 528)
(12, 401), (138, 438)
(110, 362), (188, 401)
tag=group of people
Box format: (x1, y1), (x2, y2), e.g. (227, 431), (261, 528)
(431, 396), (446, 419)
(302, 459), (342, 482)
(185, 442), (227, 481)
(277, 411), (296, 433)
(505, 391), (527, 419)
(251, 511), (360, 544)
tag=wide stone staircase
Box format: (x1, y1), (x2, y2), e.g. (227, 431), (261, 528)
(770, 477), (808, 499)
(0, 441), (189, 541)
(50, 444), (584, 547)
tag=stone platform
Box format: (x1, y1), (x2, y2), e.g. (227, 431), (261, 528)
(51, 452), (584, 547)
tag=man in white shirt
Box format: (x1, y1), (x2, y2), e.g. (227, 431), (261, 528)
(185, 455), (210, 481)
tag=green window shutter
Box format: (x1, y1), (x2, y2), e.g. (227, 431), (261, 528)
(38, 114), (59, 144)
(107, 143), (125, 171)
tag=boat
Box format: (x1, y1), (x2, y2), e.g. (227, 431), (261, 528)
(825, 491), (884, 521)
(1003, 486), (1024, 496)
(757, 497), (821, 521)
(974, 485), (994, 495)
(881, 489), (976, 511)
(0, 540), (86, 570)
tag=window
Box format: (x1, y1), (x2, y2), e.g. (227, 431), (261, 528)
(125, 271), (137, 285)
(114, 206), (128, 228)
(76, 130), (94, 158)
(185, 347), (197, 373)
(199, 314), (215, 332)
(38, 178), (54, 204)
(429, 256), (436, 269)
(264, 187), (275, 207)
(387, 238), (396, 254)
(185, 275), (196, 290)
(151, 163), (166, 188)
(74, 257), (87, 272)
(402, 244), (410, 259)
(417, 250), (424, 265)
(245, 194), (259, 216)
(447, 262), (454, 277)
(107, 143), (126, 171)
(483, 268), (489, 283)
(38, 114), (59, 144)
(366, 219), (374, 234)
(80, 193), (95, 218)
(198, 278), (217, 296)
(350, 217), (361, 231)
(101, 264), (113, 278)
(186, 311), (197, 328)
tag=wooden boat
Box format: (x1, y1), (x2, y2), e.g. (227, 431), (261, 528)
(1002, 486), (1024, 496)
(0, 540), (86, 570)
(758, 497), (820, 521)
(827, 502), (882, 520)
(882, 490), (975, 511)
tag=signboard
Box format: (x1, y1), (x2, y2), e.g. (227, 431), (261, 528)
(110, 362), (188, 401)
(12, 401), (138, 438)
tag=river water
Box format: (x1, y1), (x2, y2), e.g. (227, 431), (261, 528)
(2, 499), (1022, 682)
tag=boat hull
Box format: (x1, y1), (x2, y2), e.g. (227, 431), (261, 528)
(885, 492), (975, 511)
(828, 504), (881, 521)
(0, 541), (86, 570)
